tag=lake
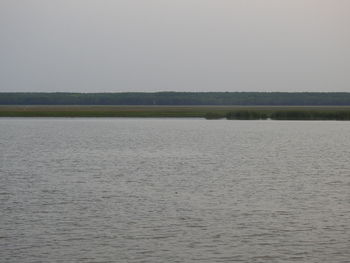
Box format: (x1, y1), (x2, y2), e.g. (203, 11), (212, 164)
(1, 118), (349, 262)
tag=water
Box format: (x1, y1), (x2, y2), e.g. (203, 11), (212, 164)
(0, 118), (349, 262)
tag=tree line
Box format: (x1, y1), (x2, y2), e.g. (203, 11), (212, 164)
(1, 92), (350, 105)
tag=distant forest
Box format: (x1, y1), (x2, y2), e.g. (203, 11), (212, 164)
(1, 92), (350, 105)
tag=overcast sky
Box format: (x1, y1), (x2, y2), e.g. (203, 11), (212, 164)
(0, 0), (349, 92)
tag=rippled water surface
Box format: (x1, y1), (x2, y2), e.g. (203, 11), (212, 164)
(1, 118), (349, 262)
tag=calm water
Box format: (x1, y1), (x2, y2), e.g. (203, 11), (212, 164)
(0, 118), (349, 263)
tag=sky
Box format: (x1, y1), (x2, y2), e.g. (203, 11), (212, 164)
(0, 0), (349, 93)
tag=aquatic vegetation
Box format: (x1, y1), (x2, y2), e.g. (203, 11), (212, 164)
(204, 112), (226, 119)
(226, 110), (268, 120)
(1, 106), (350, 120)
(224, 110), (350, 120)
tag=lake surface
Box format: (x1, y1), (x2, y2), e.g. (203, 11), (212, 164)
(1, 118), (349, 262)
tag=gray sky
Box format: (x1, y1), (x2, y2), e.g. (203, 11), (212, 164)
(0, 0), (349, 92)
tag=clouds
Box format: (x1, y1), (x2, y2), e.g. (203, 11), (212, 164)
(1, 0), (349, 92)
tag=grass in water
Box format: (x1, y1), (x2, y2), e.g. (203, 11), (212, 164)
(1, 105), (350, 120)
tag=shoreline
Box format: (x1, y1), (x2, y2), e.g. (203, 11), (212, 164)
(1, 105), (350, 120)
